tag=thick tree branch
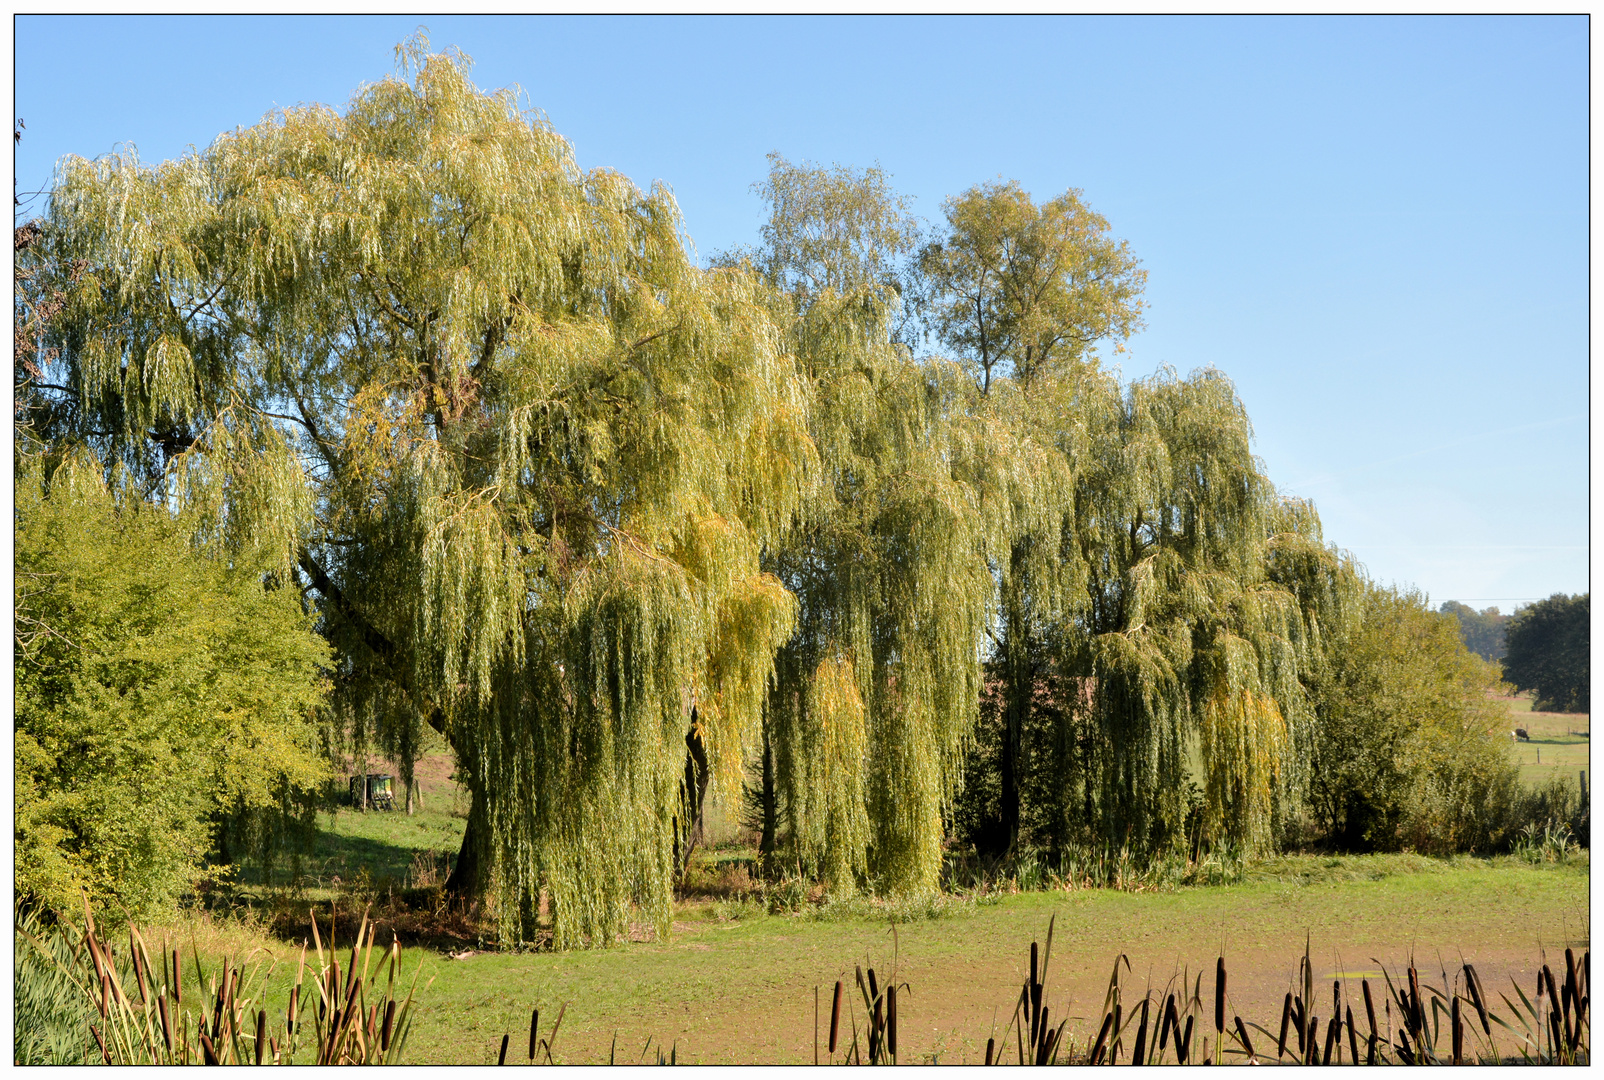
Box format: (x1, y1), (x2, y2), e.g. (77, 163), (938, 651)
(297, 547), (448, 738)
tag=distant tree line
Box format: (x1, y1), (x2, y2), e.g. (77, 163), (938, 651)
(1439, 596), (1589, 714)
(1438, 601), (1511, 662)
(13, 40), (1541, 938)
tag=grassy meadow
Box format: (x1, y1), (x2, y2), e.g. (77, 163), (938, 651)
(158, 850), (1587, 1065)
(1501, 691), (1591, 790)
(176, 738), (1591, 1066)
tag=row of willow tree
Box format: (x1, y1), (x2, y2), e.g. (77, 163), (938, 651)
(15, 41), (1516, 947)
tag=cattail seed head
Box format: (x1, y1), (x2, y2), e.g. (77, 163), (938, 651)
(1277, 992), (1292, 1057)
(829, 981), (842, 1054)
(1215, 957), (1226, 1033)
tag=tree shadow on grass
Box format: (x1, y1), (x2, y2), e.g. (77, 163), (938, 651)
(231, 819), (457, 893)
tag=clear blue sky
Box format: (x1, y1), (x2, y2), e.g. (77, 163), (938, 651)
(14, 15), (1589, 610)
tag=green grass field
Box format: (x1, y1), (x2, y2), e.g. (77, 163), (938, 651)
(1501, 692), (1591, 790)
(178, 852), (1587, 1065)
(185, 734), (1591, 1065)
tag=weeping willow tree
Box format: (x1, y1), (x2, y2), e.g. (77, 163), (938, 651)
(1038, 367), (1356, 860)
(730, 155), (993, 896)
(33, 38), (817, 946)
(918, 181), (1148, 857)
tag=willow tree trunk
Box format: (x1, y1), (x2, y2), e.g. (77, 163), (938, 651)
(673, 709), (713, 880)
(757, 723), (778, 860)
(444, 786), (486, 905)
(1001, 597), (1032, 858)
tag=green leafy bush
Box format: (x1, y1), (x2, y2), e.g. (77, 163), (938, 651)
(14, 457), (331, 918)
(1305, 584), (1520, 854)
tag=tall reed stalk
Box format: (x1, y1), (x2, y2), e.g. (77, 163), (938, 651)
(14, 896), (426, 1065)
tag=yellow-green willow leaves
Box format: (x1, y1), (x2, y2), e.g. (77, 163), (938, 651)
(38, 39), (813, 945)
(1041, 366), (1353, 858)
(25, 38), (1437, 931)
(742, 158), (992, 896)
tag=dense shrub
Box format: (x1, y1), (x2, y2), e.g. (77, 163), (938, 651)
(14, 459), (331, 918)
(1304, 584), (1520, 854)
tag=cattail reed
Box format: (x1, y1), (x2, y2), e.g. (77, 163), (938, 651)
(1544, 966), (1561, 1029)
(1092, 1011), (1114, 1064)
(1323, 1015), (1339, 1065)
(1304, 1014), (1318, 1064)
(985, 1036), (995, 1065)
(1346, 1005), (1359, 1064)
(498, 1033), (509, 1064)
(1278, 991), (1293, 1057)
(829, 981), (842, 1055)
(1215, 956), (1227, 1034)
(384, 1000), (397, 1053)
(1179, 1014), (1193, 1064)
(130, 932), (145, 1002)
(91, 1023), (111, 1064)
(529, 1007), (539, 1060)
(1234, 1015), (1254, 1061)
(887, 984), (897, 1061)
(1133, 996), (1150, 1065)
(1407, 965), (1423, 1040)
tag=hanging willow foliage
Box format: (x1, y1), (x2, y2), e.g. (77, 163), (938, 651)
(764, 294), (992, 896)
(37, 37), (817, 946)
(735, 156), (1002, 897)
(26, 40), (1385, 929)
(1031, 366), (1356, 859)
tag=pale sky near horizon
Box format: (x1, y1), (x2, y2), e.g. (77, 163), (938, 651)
(13, 15), (1590, 611)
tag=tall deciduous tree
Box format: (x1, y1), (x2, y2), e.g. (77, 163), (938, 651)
(1439, 601), (1510, 663)
(737, 155), (992, 895)
(918, 180), (1146, 393)
(14, 453), (331, 918)
(1502, 593), (1589, 713)
(920, 181), (1145, 856)
(1305, 583), (1517, 853)
(35, 39), (814, 946)
(1045, 369), (1339, 858)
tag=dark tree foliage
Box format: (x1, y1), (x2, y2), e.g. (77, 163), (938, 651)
(1502, 593), (1590, 713)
